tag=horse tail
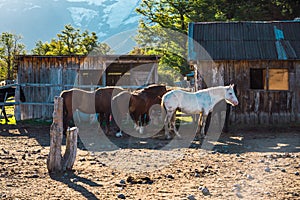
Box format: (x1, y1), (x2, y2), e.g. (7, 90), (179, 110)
(59, 90), (68, 119)
(160, 93), (168, 115)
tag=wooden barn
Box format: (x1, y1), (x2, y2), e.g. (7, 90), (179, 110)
(15, 55), (160, 120)
(188, 21), (300, 125)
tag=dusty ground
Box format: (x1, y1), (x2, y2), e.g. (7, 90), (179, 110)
(0, 122), (299, 200)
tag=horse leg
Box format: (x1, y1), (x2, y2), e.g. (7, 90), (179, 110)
(164, 111), (173, 140)
(138, 113), (148, 134)
(204, 112), (212, 135)
(1, 106), (9, 124)
(195, 113), (203, 139)
(138, 117), (145, 134)
(171, 112), (181, 139)
(200, 114), (208, 138)
(105, 113), (110, 135)
(222, 104), (231, 133)
(133, 113), (144, 134)
(195, 113), (202, 133)
(98, 112), (108, 134)
(63, 114), (72, 135)
(110, 113), (122, 137)
(62, 110), (68, 135)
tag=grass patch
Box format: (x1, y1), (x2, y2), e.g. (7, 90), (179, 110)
(19, 119), (52, 126)
(0, 98), (52, 125)
(175, 111), (194, 124)
(0, 103), (16, 125)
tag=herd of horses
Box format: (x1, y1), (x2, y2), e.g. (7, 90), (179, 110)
(0, 82), (239, 140)
(60, 84), (238, 139)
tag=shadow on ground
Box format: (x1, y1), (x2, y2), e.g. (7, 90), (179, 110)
(1, 122), (299, 154)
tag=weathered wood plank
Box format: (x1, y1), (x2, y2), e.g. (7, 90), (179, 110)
(62, 127), (78, 171)
(47, 96), (63, 172)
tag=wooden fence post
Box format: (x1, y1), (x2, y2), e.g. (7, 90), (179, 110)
(62, 127), (78, 171)
(47, 96), (63, 172)
(47, 96), (78, 173)
(14, 84), (21, 121)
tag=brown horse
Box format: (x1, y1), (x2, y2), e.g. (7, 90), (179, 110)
(60, 86), (125, 135)
(112, 84), (168, 134)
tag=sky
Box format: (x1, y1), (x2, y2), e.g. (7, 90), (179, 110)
(0, 0), (141, 52)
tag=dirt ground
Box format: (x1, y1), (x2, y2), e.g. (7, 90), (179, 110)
(0, 122), (299, 200)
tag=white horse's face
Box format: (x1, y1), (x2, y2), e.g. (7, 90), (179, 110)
(225, 85), (239, 106)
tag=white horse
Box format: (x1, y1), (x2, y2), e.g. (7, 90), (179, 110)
(161, 85), (239, 139)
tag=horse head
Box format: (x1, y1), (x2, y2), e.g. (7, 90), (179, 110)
(225, 84), (238, 106)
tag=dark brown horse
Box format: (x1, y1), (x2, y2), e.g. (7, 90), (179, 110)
(112, 84), (168, 134)
(0, 86), (26, 123)
(60, 86), (125, 134)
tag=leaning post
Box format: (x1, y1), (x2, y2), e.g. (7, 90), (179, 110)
(62, 127), (78, 171)
(47, 96), (63, 172)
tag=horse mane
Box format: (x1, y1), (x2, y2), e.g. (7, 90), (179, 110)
(166, 86), (192, 92)
(201, 86), (228, 98)
(133, 84), (166, 95)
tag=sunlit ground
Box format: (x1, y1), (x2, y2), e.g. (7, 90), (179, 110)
(0, 104), (16, 125)
(0, 107), (194, 126)
(175, 111), (194, 124)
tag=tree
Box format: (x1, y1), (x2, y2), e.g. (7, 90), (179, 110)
(57, 24), (82, 55)
(135, 0), (300, 75)
(32, 24), (112, 56)
(214, 0), (300, 21)
(133, 21), (189, 74)
(0, 32), (26, 80)
(135, 0), (222, 75)
(0, 60), (7, 81)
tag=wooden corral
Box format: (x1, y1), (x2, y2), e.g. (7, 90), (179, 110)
(188, 21), (300, 125)
(15, 55), (160, 120)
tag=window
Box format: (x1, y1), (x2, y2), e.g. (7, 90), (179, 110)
(268, 69), (289, 90)
(250, 68), (289, 90)
(250, 69), (265, 89)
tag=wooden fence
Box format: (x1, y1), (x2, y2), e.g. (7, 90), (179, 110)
(15, 55), (160, 120)
(193, 60), (300, 125)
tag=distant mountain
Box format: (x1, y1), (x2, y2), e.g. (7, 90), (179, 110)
(0, 0), (141, 53)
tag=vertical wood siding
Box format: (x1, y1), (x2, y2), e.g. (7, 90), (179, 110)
(197, 60), (300, 125)
(17, 56), (83, 120)
(17, 55), (160, 120)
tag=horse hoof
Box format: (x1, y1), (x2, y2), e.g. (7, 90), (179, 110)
(115, 132), (123, 138)
(165, 135), (171, 140)
(139, 127), (144, 134)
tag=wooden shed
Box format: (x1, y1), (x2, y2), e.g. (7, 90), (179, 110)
(188, 21), (300, 125)
(15, 55), (160, 120)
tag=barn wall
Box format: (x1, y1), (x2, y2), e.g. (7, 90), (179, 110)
(16, 55), (160, 120)
(197, 60), (300, 125)
(17, 56), (82, 120)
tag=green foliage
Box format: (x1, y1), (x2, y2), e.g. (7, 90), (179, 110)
(135, 0), (219, 75)
(0, 59), (7, 81)
(32, 24), (112, 56)
(133, 21), (190, 75)
(0, 103), (16, 125)
(214, 0), (300, 21)
(0, 32), (26, 80)
(135, 0), (300, 75)
(158, 64), (183, 85)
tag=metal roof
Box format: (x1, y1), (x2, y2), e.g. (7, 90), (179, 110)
(188, 21), (300, 60)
